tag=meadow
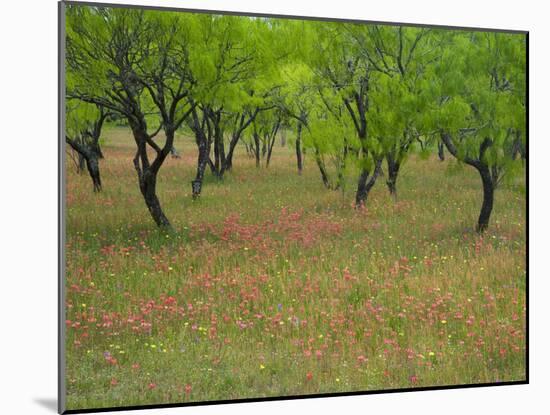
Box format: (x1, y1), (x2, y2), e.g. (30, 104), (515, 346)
(65, 127), (526, 410)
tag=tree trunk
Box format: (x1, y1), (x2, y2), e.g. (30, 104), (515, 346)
(296, 122), (303, 175)
(266, 122), (280, 168)
(91, 141), (104, 159)
(77, 153), (86, 174)
(220, 133), (241, 176)
(438, 141), (445, 161)
(193, 133), (210, 199)
(253, 133), (261, 168)
(214, 134), (220, 173)
(386, 154), (400, 201)
(67, 138), (102, 192)
(355, 158), (382, 207)
(476, 165), (495, 233)
(86, 154), (102, 192)
(356, 169), (369, 207)
(139, 171), (171, 228)
(314, 148), (331, 189)
(131, 126), (173, 229)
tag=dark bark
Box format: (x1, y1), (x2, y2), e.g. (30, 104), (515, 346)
(265, 120), (280, 168)
(86, 156), (102, 192)
(207, 157), (216, 174)
(193, 139), (209, 199)
(222, 140), (236, 174)
(296, 122), (303, 175)
(477, 165), (494, 233)
(438, 141), (445, 161)
(131, 123), (173, 229)
(440, 132), (497, 233)
(314, 148), (331, 189)
(221, 108), (259, 175)
(190, 109), (212, 198)
(66, 137), (102, 192)
(253, 132), (261, 168)
(77, 153), (86, 174)
(135, 165), (170, 228)
(355, 158), (383, 207)
(385, 154), (400, 200)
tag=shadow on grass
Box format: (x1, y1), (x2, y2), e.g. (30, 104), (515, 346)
(34, 398), (57, 413)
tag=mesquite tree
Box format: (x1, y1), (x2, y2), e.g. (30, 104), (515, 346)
(346, 25), (440, 200)
(66, 6), (197, 228)
(66, 101), (110, 192)
(309, 23), (385, 206)
(433, 32), (526, 232)
(184, 15), (278, 196)
(278, 63), (318, 175)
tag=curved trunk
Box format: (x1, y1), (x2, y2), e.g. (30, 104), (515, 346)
(476, 165), (495, 233)
(140, 172), (170, 227)
(314, 149), (331, 189)
(86, 155), (102, 192)
(355, 158), (382, 207)
(220, 132), (241, 176)
(131, 124), (173, 230)
(438, 142), (445, 161)
(67, 138), (102, 192)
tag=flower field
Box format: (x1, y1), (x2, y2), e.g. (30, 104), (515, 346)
(64, 129), (526, 410)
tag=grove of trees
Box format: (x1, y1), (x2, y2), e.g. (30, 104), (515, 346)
(65, 5), (526, 233)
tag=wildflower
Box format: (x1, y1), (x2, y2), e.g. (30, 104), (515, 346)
(148, 383), (156, 390)
(110, 378), (118, 386)
(306, 372), (313, 381)
(185, 384), (192, 395)
(260, 364), (265, 370)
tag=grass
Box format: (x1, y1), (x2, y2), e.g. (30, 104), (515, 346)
(64, 127), (526, 410)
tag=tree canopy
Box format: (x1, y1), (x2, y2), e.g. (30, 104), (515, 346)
(65, 5), (527, 231)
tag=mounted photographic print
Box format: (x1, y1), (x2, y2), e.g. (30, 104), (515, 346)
(59, 1), (528, 413)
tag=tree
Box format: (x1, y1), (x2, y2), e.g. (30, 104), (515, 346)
(433, 32), (526, 232)
(184, 14), (277, 196)
(278, 62), (317, 175)
(65, 100), (110, 192)
(346, 25), (439, 200)
(66, 6), (194, 228)
(308, 22), (385, 206)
